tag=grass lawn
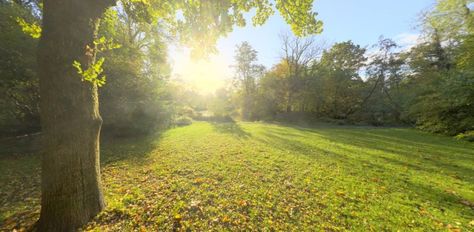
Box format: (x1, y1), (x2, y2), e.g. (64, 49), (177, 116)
(1, 121), (473, 231)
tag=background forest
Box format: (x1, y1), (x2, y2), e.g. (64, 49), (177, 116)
(1, 0), (473, 139)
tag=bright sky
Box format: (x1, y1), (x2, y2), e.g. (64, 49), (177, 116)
(170, 0), (436, 94)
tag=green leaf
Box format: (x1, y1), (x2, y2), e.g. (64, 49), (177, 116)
(72, 57), (107, 87)
(16, 17), (41, 39)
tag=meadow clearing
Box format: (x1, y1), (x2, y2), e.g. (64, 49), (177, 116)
(1, 121), (473, 231)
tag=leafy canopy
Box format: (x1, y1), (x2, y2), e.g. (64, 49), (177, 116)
(15, 0), (323, 86)
(121, 0), (323, 56)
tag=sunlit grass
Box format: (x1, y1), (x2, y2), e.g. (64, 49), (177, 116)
(1, 122), (473, 231)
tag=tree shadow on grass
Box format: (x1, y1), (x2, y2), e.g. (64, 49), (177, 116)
(0, 133), (41, 156)
(100, 132), (164, 167)
(263, 124), (474, 183)
(311, 129), (474, 183)
(254, 123), (474, 223)
(210, 121), (251, 138)
(0, 131), (165, 231)
(295, 126), (473, 156)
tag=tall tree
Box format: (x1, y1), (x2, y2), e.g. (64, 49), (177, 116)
(36, 0), (323, 230)
(233, 42), (264, 120)
(280, 33), (322, 112)
(318, 41), (366, 118)
(404, 0), (473, 134)
(362, 37), (403, 123)
(255, 61), (291, 118)
(99, 8), (172, 136)
(37, 0), (115, 230)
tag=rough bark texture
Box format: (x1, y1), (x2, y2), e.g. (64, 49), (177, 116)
(37, 0), (113, 231)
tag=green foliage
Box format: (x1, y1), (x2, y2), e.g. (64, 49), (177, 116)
(233, 42), (264, 120)
(98, 10), (174, 136)
(1, 122), (473, 230)
(119, 0), (323, 57)
(254, 61), (291, 117)
(426, 0), (473, 40)
(408, 70), (474, 135)
(174, 116), (193, 127)
(2, 0), (325, 135)
(409, 1), (474, 135)
(94, 36), (121, 52)
(0, 1), (40, 136)
(72, 57), (107, 87)
(233, 0), (473, 136)
(317, 41), (367, 118)
(209, 87), (236, 119)
(455, 130), (474, 141)
(72, 37), (121, 87)
(15, 17), (41, 38)
(275, 0), (323, 36)
(358, 37), (405, 125)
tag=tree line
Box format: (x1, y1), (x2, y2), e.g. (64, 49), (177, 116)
(1, 0), (176, 137)
(228, 3), (473, 138)
(1, 0), (472, 140)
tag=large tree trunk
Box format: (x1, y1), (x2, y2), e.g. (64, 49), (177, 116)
(37, 0), (113, 231)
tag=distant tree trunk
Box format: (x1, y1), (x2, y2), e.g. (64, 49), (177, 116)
(37, 0), (114, 231)
(286, 92), (292, 112)
(333, 87), (339, 118)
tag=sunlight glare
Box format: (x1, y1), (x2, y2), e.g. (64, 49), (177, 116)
(170, 47), (233, 94)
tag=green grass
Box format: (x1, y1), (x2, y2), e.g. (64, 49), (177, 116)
(1, 122), (473, 231)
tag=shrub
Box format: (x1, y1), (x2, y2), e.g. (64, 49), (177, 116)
(178, 106), (196, 118)
(455, 131), (474, 142)
(175, 116), (193, 127)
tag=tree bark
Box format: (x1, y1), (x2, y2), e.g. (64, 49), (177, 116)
(37, 0), (114, 231)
